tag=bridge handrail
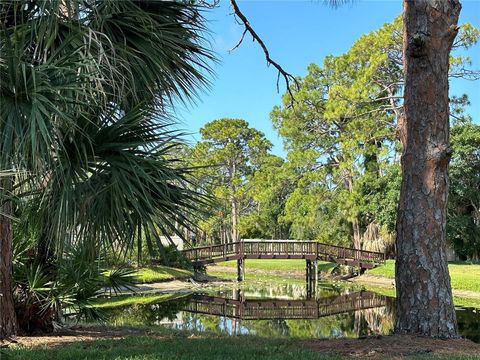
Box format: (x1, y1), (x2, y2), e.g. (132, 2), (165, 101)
(316, 242), (385, 263)
(316, 242), (385, 255)
(181, 240), (385, 264)
(182, 241), (241, 261)
(183, 241), (242, 252)
(243, 240), (317, 257)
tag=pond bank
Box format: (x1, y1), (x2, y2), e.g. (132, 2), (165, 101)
(5, 262), (480, 359)
(366, 260), (480, 293)
(208, 260), (480, 307)
(97, 261), (480, 311)
(5, 326), (480, 359)
(351, 274), (480, 301)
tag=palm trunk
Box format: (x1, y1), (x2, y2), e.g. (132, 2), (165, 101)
(0, 179), (18, 339)
(395, 0), (460, 337)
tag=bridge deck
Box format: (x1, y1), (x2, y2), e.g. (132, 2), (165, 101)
(181, 240), (385, 269)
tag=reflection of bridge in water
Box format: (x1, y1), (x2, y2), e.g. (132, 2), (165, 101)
(182, 291), (388, 320)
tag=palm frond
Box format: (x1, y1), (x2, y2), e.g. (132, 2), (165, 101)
(1, 0), (215, 262)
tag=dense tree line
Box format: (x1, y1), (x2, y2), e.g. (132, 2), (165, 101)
(189, 17), (480, 261)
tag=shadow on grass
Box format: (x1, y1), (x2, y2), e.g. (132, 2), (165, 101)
(3, 335), (343, 360)
(5, 333), (480, 360)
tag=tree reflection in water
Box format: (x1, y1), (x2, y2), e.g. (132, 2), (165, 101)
(96, 283), (478, 343)
(164, 289), (394, 338)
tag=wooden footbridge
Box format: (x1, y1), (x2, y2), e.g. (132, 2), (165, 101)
(181, 240), (385, 281)
(182, 291), (388, 320)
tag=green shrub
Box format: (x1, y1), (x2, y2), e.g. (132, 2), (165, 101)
(12, 241), (136, 333)
(154, 245), (192, 270)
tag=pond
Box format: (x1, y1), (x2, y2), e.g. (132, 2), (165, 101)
(92, 281), (480, 343)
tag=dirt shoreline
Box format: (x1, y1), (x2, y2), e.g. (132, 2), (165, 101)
(6, 326), (480, 359)
(304, 334), (480, 358)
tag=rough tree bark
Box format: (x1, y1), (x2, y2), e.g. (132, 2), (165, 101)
(0, 179), (18, 339)
(395, 0), (461, 337)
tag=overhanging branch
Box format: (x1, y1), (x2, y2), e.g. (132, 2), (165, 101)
(229, 0), (299, 103)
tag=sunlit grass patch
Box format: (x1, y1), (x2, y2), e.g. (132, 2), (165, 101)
(5, 331), (480, 360)
(132, 266), (192, 283)
(90, 292), (188, 308)
(367, 260), (480, 293)
(217, 259), (334, 272)
(367, 259), (396, 278)
(5, 334), (342, 360)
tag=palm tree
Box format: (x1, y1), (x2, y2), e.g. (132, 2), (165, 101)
(0, 0), (214, 339)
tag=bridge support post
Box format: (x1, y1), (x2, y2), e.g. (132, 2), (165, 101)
(306, 259), (318, 298)
(306, 260), (316, 298)
(305, 260), (311, 283)
(237, 258), (245, 281)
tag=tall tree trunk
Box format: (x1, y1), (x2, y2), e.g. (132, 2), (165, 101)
(230, 162), (239, 243)
(231, 197), (239, 243)
(0, 179), (18, 339)
(395, 0), (461, 337)
(352, 218), (361, 250)
(344, 172), (362, 249)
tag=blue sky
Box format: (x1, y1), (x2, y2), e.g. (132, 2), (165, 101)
(177, 0), (480, 157)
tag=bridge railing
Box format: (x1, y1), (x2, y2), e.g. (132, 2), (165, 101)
(317, 243), (385, 264)
(182, 241), (241, 262)
(317, 291), (387, 317)
(182, 240), (385, 265)
(243, 241), (317, 257)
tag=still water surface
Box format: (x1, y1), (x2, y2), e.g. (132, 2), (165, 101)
(98, 282), (480, 343)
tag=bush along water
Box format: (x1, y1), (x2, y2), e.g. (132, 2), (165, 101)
(153, 245), (193, 270)
(12, 239), (136, 333)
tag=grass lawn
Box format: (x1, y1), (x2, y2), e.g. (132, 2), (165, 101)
(367, 260), (480, 293)
(207, 268), (306, 285)
(353, 282), (480, 307)
(4, 335), (341, 360)
(217, 259), (337, 273)
(90, 292), (188, 308)
(448, 262), (480, 293)
(367, 259), (396, 278)
(5, 333), (480, 360)
(131, 266), (192, 284)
